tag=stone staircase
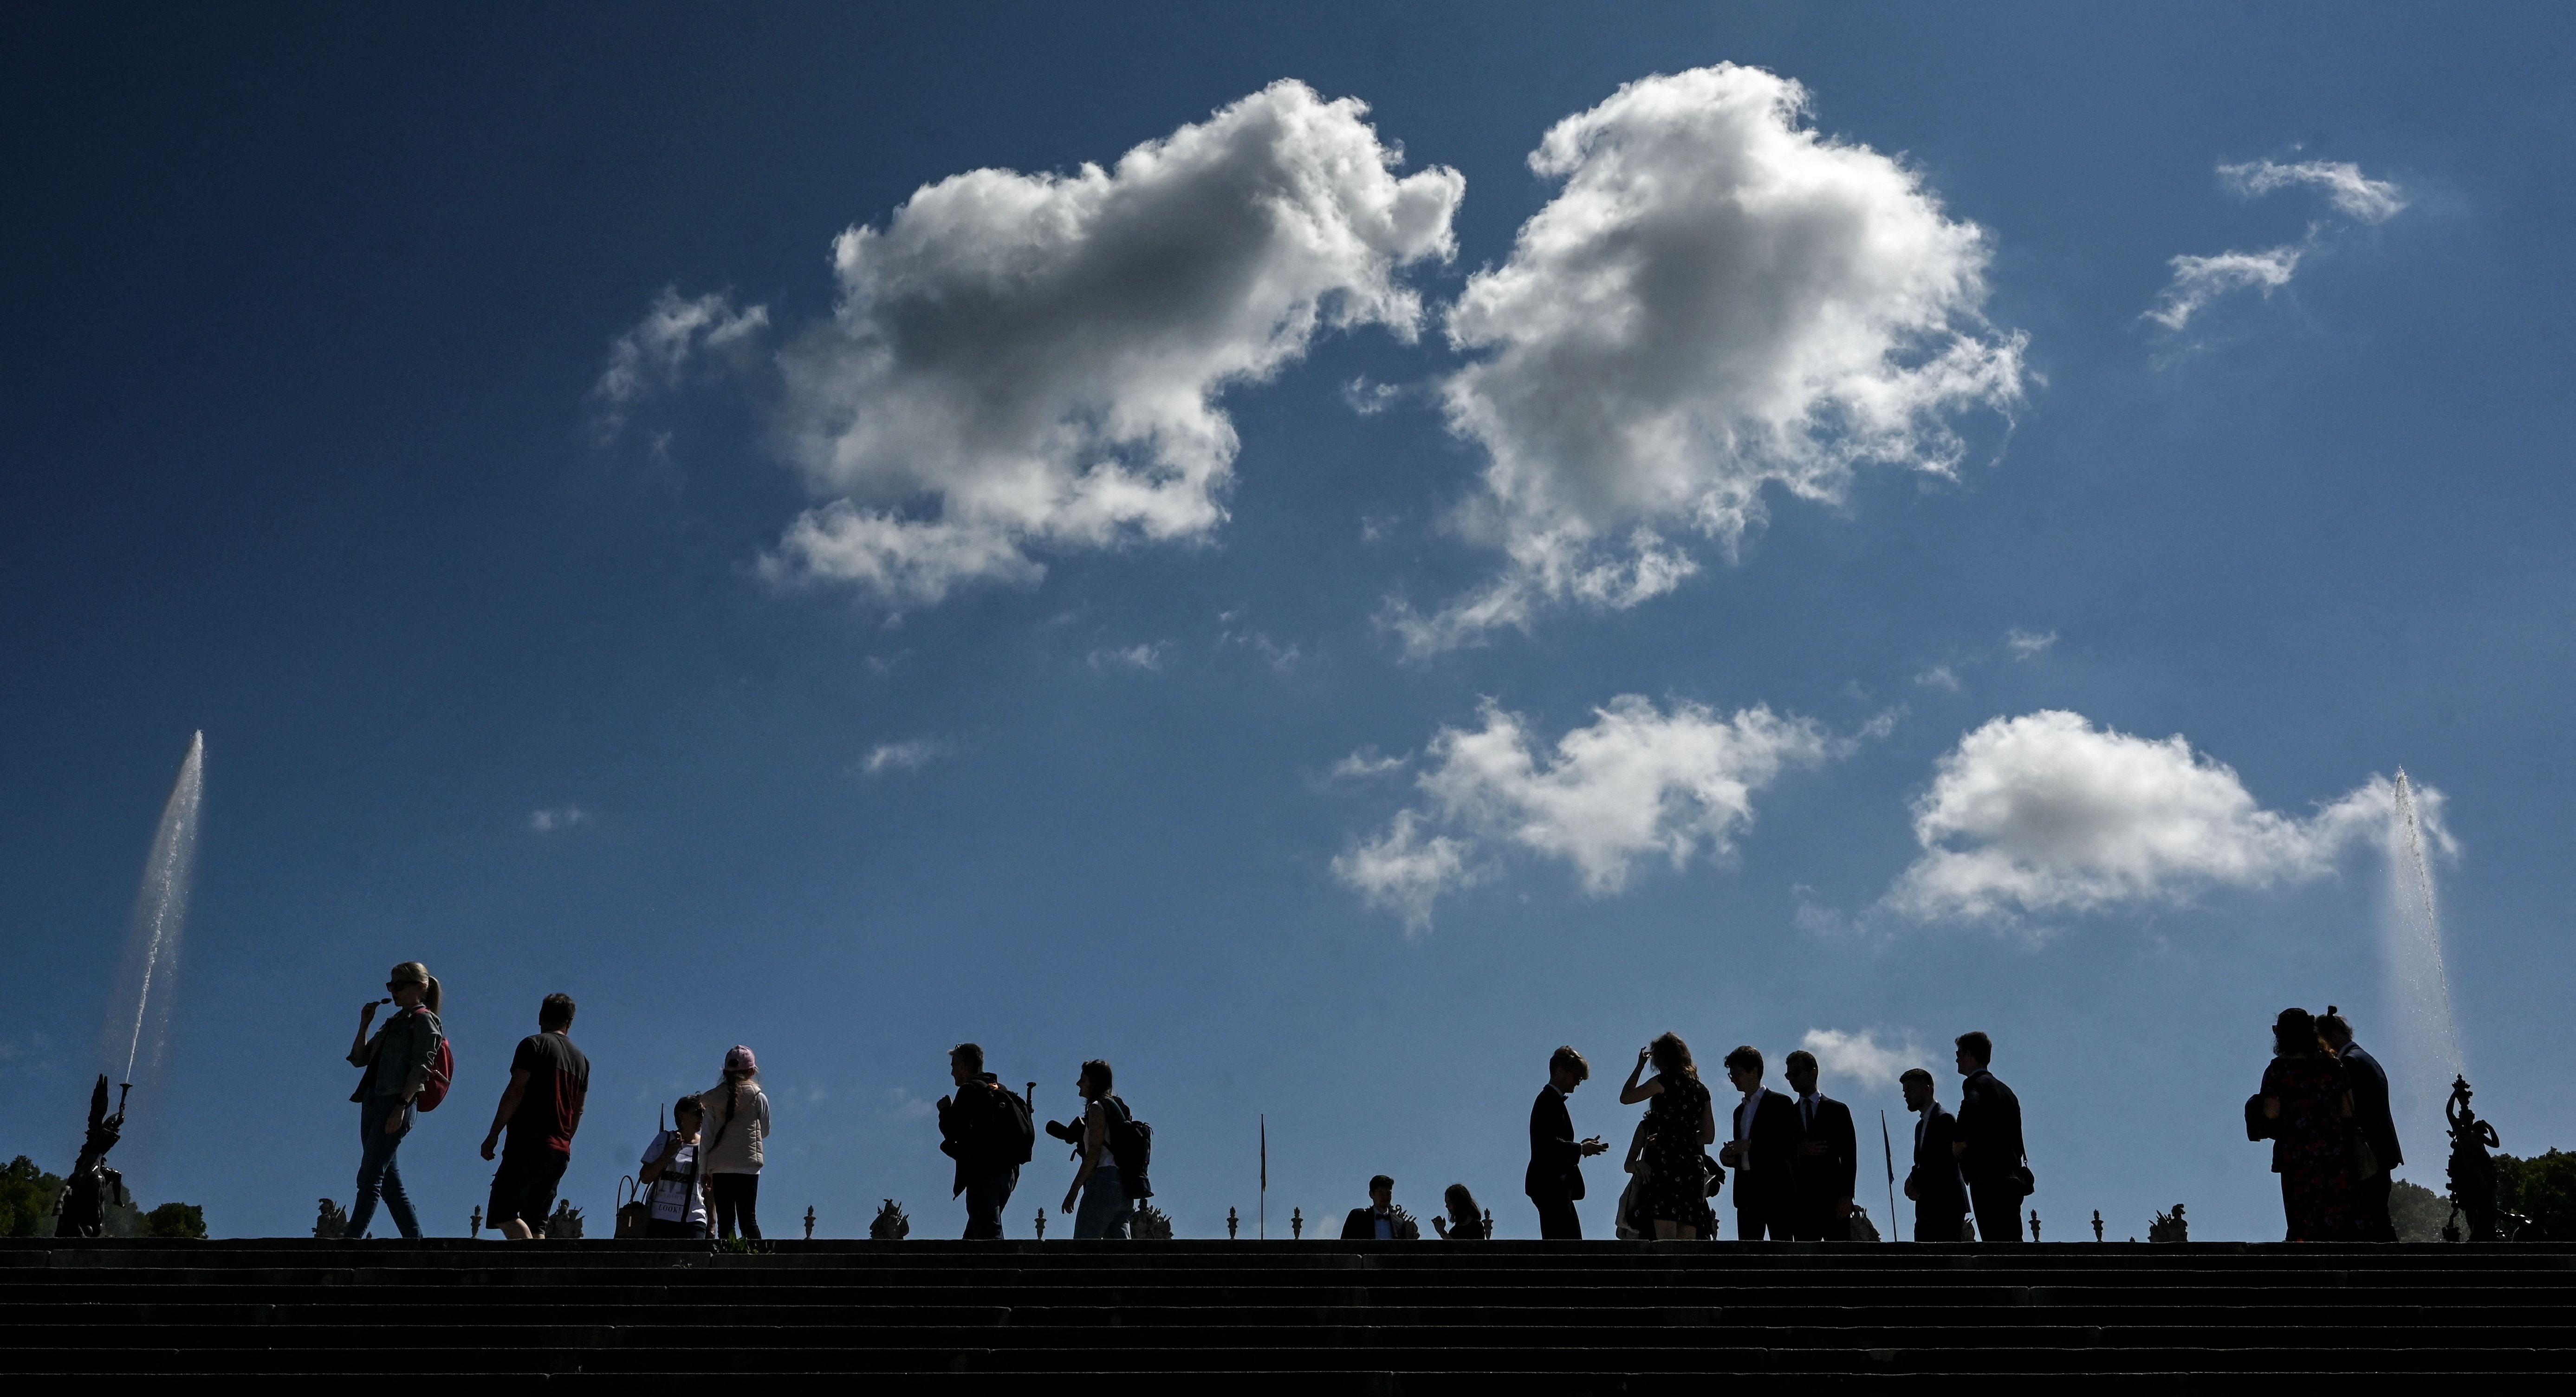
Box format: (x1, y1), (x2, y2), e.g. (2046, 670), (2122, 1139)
(6, 1238), (2572, 1385)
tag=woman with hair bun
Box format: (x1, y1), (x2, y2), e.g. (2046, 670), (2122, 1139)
(344, 961), (444, 1240)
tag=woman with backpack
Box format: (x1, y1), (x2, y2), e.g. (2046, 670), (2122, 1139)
(344, 961), (445, 1240)
(694, 1045), (771, 1241)
(638, 1095), (713, 1239)
(1058, 1059), (1137, 1240)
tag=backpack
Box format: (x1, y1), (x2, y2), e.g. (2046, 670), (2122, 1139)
(1102, 1096), (1153, 1198)
(989, 1081), (1035, 1166)
(416, 1036), (454, 1111)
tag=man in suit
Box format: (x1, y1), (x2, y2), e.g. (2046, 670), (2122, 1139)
(1901, 1068), (1968, 1242)
(1953, 1031), (2027, 1243)
(2319, 1007), (2402, 1241)
(1341, 1175), (1419, 1240)
(1526, 1045), (1609, 1240)
(1782, 1049), (1858, 1241)
(1718, 1045), (1801, 1241)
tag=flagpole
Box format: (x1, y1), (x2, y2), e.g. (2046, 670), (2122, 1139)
(1259, 1114), (1267, 1241)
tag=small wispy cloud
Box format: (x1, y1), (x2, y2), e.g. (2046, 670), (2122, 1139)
(1360, 513), (1400, 544)
(528, 805), (591, 833)
(1330, 748), (1409, 780)
(2147, 245), (2304, 332)
(1913, 664), (1963, 694)
(2005, 628), (2057, 660)
(2146, 156), (2406, 337)
(1341, 376), (1405, 416)
(2219, 159), (2407, 223)
(862, 739), (951, 776)
(1088, 642), (1168, 674)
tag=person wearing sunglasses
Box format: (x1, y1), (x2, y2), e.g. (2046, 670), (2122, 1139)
(345, 961), (444, 1240)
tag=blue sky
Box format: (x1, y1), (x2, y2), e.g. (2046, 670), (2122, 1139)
(5, 4), (2571, 1242)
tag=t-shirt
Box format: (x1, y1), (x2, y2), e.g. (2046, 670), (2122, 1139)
(642, 1131), (707, 1227)
(504, 1032), (590, 1157)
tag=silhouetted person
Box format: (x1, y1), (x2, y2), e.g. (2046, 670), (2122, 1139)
(937, 1042), (1029, 1239)
(1783, 1049), (1858, 1241)
(2259, 1007), (2358, 1240)
(1719, 1045), (1799, 1241)
(1056, 1059), (1136, 1239)
(1526, 1045), (1608, 1240)
(1342, 1175), (1419, 1239)
(1431, 1183), (1488, 1240)
(344, 961), (443, 1241)
(1953, 1032), (2028, 1242)
(478, 993), (588, 1241)
(1901, 1068), (1967, 1242)
(2318, 1007), (2400, 1242)
(1619, 1033), (1717, 1240)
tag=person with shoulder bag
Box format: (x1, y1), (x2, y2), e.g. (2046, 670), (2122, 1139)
(1055, 1059), (1146, 1239)
(937, 1042), (1032, 1239)
(344, 961), (446, 1240)
(638, 1096), (712, 1239)
(695, 1045), (770, 1241)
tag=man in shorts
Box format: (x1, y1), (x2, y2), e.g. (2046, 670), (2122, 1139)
(479, 993), (589, 1239)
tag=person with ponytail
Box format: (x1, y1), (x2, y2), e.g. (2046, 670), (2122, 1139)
(694, 1045), (771, 1240)
(344, 961), (444, 1239)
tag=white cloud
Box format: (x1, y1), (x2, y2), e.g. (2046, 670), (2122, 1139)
(2004, 628), (2057, 660)
(862, 739), (950, 775)
(1888, 710), (2439, 921)
(2147, 157), (2405, 335)
(1336, 695), (1834, 924)
(591, 290), (770, 440)
(1913, 664), (1963, 694)
(1798, 1027), (1920, 1088)
(2146, 245), (2304, 332)
(756, 80), (1463, 606)
(1329, 748), (1408, 780)
(1400, 65), (2025, 652)
(2220, 159), (2407, 223)
(1332, 809), (1473, 932)
(1087, 642), (1167, 673)
(1341, 377), (1404, 415)
(527, 805), (591, 833)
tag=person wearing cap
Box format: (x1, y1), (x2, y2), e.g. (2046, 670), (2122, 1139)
(694, 1046), (772, 1241)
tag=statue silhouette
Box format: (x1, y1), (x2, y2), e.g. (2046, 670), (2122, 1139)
(2445, 1075), (2502, 1242)
(54, 1076), (130, 1238)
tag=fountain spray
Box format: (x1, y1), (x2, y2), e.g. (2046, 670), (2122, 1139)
(2383, 767), (2466, 1129)
(103, 732), (205, 1101)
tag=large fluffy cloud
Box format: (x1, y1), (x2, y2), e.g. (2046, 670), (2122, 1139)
(1398, 65), (2025, 653)
(759, 80), (1462, 605)
(1890, 710), (2443, 921)
(1336, 695), (1832, 928)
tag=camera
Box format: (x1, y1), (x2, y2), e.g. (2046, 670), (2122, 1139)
(1043, 1118), (1085, 1159)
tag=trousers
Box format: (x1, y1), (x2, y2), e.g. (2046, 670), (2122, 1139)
(712, 1172), (761, 1240)
(1970, 1180), (2023, 1241)
(346, 1095), (420, 1240)
(1073, 1164), (1133, 1239)
(962, 1165), (1018, 1239)
(1531, 1196), (1581, 1240)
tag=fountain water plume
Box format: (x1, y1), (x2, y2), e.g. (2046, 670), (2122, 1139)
(102, 732), (204, 1095)
(2381, 767), (2465, 1133)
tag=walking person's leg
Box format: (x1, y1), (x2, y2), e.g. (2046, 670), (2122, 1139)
(1074, 1165), (1127, 1239)
(964, 1168), (1014, 1239)
(735, 1173), (760, 1241)
(1970, 1183), (2020, 1241)
(348, 1097), (415, 1238)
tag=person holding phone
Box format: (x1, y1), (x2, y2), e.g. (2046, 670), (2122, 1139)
(639, 1096), (712, 1239)
(344, 961), (442, 1241)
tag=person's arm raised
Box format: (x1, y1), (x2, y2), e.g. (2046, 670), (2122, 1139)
(1618, 1047), (1661, 1105)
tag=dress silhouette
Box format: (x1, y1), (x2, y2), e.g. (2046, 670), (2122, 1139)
(1638, 1071), (1715, 1235)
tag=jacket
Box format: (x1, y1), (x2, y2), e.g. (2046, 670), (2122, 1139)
(349, 1006), (442, 1103)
